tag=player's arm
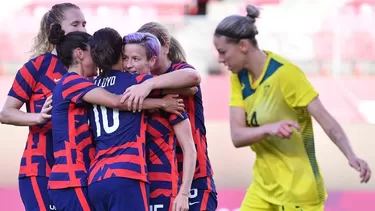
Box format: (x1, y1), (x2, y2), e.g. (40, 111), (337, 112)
(230, 107), (271, 147)
(161, 87), (198, 97)
(0, 96), (50, 126)
(307, 97), (371, 182)
(0, 59), (50, 126)
(172, 116), (196, 196)
(145, 67), (201, 89)
(280, 65), (355, 157)
(83, 87), (182, 111)
(281, 65), (370, 183)
(308, 98), (355, 159)
(229, 74), (271, 147)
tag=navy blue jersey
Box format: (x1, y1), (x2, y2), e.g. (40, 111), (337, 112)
(88, 71), (153, 184)
(50, 72), (97, 189)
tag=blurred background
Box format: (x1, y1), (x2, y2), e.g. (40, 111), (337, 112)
(0, 0), (374, 210)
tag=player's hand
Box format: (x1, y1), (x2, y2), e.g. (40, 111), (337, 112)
(265, 120), (300, 139)
(121, 82), (153, 112)
(37, 95), (52, 124)
(162, 94), (185, 118)
(348, 155), (371, 183)
(172, 192), (189, 211)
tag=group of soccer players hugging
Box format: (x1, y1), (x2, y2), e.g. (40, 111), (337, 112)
(0, 2), (217, 211)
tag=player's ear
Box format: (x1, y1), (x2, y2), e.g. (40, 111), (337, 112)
(164, 41), (170, 55)
(149, 55), (157, 68)
(239, 39), (250, 53)
(74, 48), (85, 61)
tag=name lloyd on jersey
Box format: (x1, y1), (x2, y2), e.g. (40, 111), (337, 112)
(95, 76), (116, 87)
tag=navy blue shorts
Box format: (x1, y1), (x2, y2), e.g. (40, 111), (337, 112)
(188, 176), (218, 211)
(89, 177), (149, 211)
(150, 196), (174, 211)
(18, 176), (56, 211)
(48, 187), (91, 211)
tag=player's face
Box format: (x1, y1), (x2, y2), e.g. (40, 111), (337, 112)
(151, 42), (168, 75)
(60, 8), (86, 34)
(80, 46), (97, 77)
(213, 35), (247, 73)
(123, 44), (156, 75)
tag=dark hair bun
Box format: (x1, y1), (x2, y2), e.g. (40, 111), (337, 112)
(246, 5), (260, 21)
(49, 24), (66, 45)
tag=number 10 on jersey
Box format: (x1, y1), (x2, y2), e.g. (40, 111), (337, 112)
(92, 105), (120, 137)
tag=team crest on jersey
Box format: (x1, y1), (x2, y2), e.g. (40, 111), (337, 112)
(263, 84), (271, 97)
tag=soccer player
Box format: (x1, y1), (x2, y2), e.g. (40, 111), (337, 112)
(123, 32), (197, 211)
(123, 22), (217, 211)
(0, 3), (86, 211)
(47, 24), (182, 211)
(213, 5), (372, 211)
(86, 28), (196, 211)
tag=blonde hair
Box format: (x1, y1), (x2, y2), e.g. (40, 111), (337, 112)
(30, 12), (54, 58)
(138, 22), (186, 62)
(29, 3), (80, 58)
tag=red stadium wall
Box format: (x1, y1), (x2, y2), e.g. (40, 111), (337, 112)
(0, 75), (374, 210)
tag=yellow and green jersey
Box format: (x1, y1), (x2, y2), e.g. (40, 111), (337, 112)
(230, 51), (327, 205)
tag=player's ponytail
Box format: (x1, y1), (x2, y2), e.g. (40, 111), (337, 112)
(30, 12), (54, 58)
(168, 36), (186, 62)
(29, 3), (81, 58)
(90, 28), (123, 77)
(49, 25), (91, 68)
(49, 24), (66, 45)
(214, 4), (260, 46)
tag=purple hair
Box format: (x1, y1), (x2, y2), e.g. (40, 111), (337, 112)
(123, 32), (161, 60)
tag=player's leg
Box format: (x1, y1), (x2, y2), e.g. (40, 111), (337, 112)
(18, 176), (55, 211)
(150, 196), (174, 211)
(48, 187), (90, 211)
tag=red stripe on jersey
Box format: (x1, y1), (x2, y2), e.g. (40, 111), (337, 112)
(138, 113), (148, 175)
(168, 114), (179, 122)
(51, 160), (86, 172)
(77, 137), (93, 151)
(136, 74), (147, 83)
(76, 121), (89, 137)
(30, 177), (47, 211)
(63, 74), (81, 85)
(62, 82), (94, 100)
(11, 80), (29, 101)
(146, 124), (163, 138)
(37, 131), (51, 176)
(148, 150), (163, 165)
(89, 154), (147, 183)
(20, 133), (38, 175)
(34, 83), (52, 97)
(149, 172), (175, 182)
(139, 183), (149, 211)
(186, 96), (196, 132)
(32, 55), (44, 71)
(45, 56), (57, 77)
(74, 188), (91, 211)
(19, 65), (37, 91)
(150, 189), (173, 198)
(94, 140), (136, 158)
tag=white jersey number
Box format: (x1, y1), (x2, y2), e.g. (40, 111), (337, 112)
(92, 105), (119, 137)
